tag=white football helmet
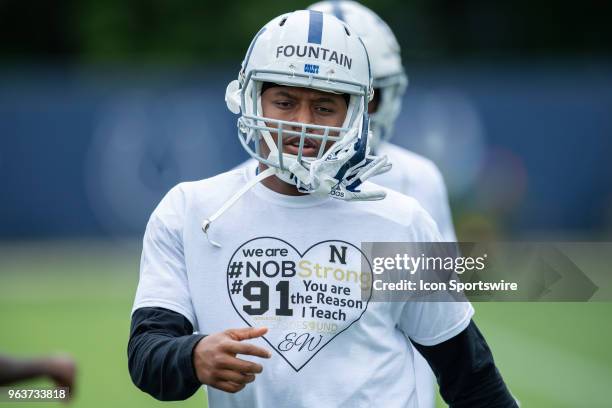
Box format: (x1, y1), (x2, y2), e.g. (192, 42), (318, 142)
(204, 10), (392, 247)
(309, 1), (408, 151)
(225, 9), (387, 196)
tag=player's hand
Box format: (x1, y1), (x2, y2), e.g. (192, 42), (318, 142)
(43, 354), (76, 401)
(192, 327), (271, 393)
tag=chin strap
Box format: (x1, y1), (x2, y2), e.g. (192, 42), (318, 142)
(202, 166), (276, 248)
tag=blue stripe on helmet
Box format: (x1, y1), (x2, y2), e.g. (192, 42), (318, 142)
(308, 10), (324, 44)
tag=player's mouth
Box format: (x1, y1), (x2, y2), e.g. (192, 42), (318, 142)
(283, 136), (320, 157)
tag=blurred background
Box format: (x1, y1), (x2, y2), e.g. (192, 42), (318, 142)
(0, 0), (611, 406)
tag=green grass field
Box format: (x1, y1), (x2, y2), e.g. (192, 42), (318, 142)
(1, 241), (611, 407)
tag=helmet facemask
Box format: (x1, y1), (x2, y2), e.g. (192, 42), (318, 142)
(232, 67), (372, 195)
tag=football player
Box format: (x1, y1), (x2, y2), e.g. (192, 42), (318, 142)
(128, 10), (516, 408)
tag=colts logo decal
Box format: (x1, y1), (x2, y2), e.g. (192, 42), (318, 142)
(304, 64), (320, 74)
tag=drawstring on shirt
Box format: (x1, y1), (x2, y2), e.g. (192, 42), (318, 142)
(201, 166), (276, 248)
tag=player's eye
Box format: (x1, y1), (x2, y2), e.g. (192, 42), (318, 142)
(315, 105), (334, 114)
(274, 100), (294, 109)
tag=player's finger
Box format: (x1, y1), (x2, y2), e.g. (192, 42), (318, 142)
(217, 355), (264, 374)
(227, 326), (268, 341)
(214, 369), (256, 385)
(213, 381), (246, 394)
(223, 341), (271, 358)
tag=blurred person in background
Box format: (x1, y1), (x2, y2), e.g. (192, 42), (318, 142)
(0, 353), (76, 399)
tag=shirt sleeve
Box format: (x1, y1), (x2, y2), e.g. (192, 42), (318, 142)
(397, 205), (474, 345)
(411, 320), (519, 408)
(128, 306), (206, 401)
(398, 300), (474, 346)
(132, 184), (197, 327)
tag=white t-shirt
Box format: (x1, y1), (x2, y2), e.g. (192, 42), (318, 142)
(132, 166), (473, 408)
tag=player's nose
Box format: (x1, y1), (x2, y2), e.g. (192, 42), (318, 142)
(291, 104), (314, 126)
(290, 105), (320, 136)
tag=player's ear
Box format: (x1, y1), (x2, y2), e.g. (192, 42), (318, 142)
(225, 80), (241, 114)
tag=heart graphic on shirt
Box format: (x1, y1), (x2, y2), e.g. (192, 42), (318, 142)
(226, 237), (373, 371)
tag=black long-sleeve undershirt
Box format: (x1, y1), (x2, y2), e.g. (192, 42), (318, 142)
(127, 307), (205, 401)
(128, 307), (517, 407)
(411, 320), (518, 407)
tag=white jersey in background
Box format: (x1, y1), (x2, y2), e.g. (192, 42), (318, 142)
(375, 142), (457, 242)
